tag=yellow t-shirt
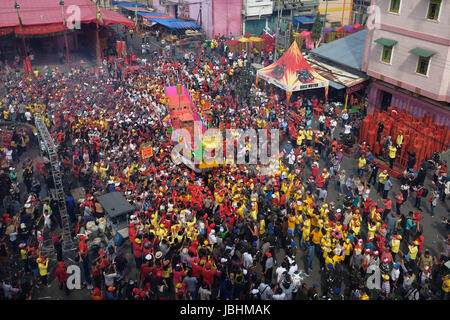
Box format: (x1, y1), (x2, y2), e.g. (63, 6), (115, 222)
(396, 134), (403, 146)
(287, 216), (296, 230)
(388, 145), (397, 159)
(378, 172), (388, 184)
(367, 224), (376, 239)
(442, 275), (450, 293)
(311, 229), (323, 245)
(358, 157), (366, 169)
(408, 245), (418, 260)
(391, 239), (401, 253)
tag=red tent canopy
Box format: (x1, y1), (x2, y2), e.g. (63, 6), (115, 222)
(0, 0), (133, 31)
(256, 41), (328, 92)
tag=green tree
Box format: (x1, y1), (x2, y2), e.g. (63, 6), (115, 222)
(311, 12), (323, 40)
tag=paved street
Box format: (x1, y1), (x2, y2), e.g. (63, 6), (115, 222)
(22, 117), (448, 300)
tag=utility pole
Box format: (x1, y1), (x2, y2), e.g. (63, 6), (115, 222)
(273, 0), (304, 60)
(321, 0), (328, 37)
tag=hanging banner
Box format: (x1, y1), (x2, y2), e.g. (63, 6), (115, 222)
(141, 143), (153, 159)
(14, 24), (68, 35)
(346, 81), (367, 95)
(0, 27), (14, 36)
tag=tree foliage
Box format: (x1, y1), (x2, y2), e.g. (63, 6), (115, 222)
(311, 12), (323, 40)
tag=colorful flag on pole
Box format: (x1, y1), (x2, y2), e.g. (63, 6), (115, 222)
(15, 2), (23, 28)
(96, 1), (103, 24)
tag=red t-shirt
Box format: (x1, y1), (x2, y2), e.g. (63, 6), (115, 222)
(140, 265), (152, 282)
(192, 263), (203, 279)
(55, 266), (68, 284)
(202, 268), (217, 285)
(383, 199), (392, 210)
(133, 242), (143, 258)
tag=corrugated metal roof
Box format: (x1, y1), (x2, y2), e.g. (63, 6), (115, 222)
(142, 15), (200, 29)
(306, 55), (368, 88)
(310, 29), (367, 71)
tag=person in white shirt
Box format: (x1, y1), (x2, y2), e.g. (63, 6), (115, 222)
(344, 123), (352, 135)
(2, 281), (19, 300)
(330, 118), (337, 137)
(43, 210), (52, 230)
(275, 262), (288, 283)
(208, 229), (217, 245)
(272, 288), (286, 300)
(25, 111), (32, 122)
(242, 251), (253, 269)
(258, 282), (273, 300)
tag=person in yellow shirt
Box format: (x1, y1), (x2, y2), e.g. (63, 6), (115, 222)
(311, 227), (323, 245)
(358, 156), (366, 177)
(396, 131), (404, 154)
(305, 128), (313, 146)
(310, 211), (319, 228)
(259, 219), (266, 236)
(287, 214), (296, 234)
(37, 257), (49, 286)
(297, 127), (306, 146)
(367, 221), (377, 239)
(99, 162), (109, 180)
(408, 241), (419, 260)
(343, 239), (353, 262)
(378, 170), (388, 194)
(388, 144), (397, 169)
(442, 274), (450, 299)
(349, 217), (360, 236)
(301, 217), (311, 244)
(391, 234), (401, 260)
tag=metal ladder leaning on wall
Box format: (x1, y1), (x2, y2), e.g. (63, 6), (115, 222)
(34, 113), (75, 255)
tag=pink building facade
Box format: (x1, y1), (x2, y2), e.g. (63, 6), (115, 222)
(152, 0), (242, 39)
(362, 0), (450, 126)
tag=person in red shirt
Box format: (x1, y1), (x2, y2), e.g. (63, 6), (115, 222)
(133, 238), (144, 269)
(129, 222), (137, 254)
(55, 261), (70, 296)
(191, 257), (203, 279)
(91, 287), (103, 300)
(414, 185), (425, 209)
(202, 262), (221, 290)
(382, 198), (392, 220)
(395, 191), (404, 215)
(140, 256), (153, 285)
(362, 198), (372, 220)
(312, 163), (319, 178)
(78, 236), (88, 257)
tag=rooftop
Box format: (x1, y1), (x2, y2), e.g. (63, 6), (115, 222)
(310, 30), (367, 71)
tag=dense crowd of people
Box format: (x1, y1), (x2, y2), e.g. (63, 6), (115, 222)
(0, 32), (449, 301)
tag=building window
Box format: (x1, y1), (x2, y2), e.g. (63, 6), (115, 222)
(416, 56), (430, 76)
(427, 0), (441, 21)
(381, 46), (393, 64)
(389, 0), (401, 13)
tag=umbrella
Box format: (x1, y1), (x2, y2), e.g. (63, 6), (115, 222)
(353, 23), (363, 29)
(238, 37), (250, 42)
(249, 36), (263, 42)
(343, 25), (354, 31)
(445, 260), (450, 270)
(323, 28), (333, 33)
(335, 27), (344, 32)
(300, 30), (311, 36)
